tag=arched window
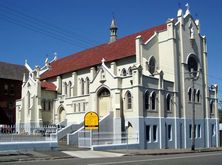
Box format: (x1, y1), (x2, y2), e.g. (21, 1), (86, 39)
(193, 89), (196, 102)
(81, 78), (84, 95)
(166, 93), (171, 111)
(98, 88), (110, 97)
(150, 91), (156, 110)
(64, 82), (68, 95)
(210, 100), (214, 114)
(68, 81), (72, 97)
(86, 77), (90, 94)
(187, 55), (198, 77)
(196, 90), (200, 102)
(27, 91), (31, 108)
(126, 91), (132, 110)
(144, 90), (149, 110)
(148, 56), (156, 75)
(128, 67), (132, 76)
(121, 68), (127, 76)
(41, 99), (46, 110)
(188, 88), (192, 101)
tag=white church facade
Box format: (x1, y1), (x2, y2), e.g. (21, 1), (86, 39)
(16, 6), (219, 149)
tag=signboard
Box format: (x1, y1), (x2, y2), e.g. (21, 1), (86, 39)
(84, 111), (99, 130)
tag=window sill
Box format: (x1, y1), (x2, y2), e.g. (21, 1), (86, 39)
(147, 110), (158, 113)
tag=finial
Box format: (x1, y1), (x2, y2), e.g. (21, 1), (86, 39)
(53, 52), (57, 61)
(101, 58), (105, 64)
(25, 59), (28, 64)
(185, 3), (190, 15)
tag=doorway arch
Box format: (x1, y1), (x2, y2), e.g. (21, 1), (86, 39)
(58, 106), (66, 122)
(97, 87), (111, 118)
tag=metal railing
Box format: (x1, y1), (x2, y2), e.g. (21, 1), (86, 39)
(78, 130), (139, 148)
(0, 124), (58, 143)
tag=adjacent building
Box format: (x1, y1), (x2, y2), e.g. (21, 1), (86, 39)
(16, 6), (219, 149)
(0, 61), (27, 125)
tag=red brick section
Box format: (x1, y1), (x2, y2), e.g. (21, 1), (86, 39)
(41, 24), (167, 79)
(41, 81), (57, 91)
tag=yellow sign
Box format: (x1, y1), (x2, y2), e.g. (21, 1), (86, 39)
(84, 111), (99, 130)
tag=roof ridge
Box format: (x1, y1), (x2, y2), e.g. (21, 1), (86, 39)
(42, 23), (167, 79)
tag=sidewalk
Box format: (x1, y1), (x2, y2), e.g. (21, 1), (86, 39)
(0, 146), (222, 163)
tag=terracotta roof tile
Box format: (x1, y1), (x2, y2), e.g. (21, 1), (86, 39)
(42, 24), (167, 79)
(41, 81), (56, 91)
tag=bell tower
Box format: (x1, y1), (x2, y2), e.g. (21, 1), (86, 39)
(109, 17), (118, 43)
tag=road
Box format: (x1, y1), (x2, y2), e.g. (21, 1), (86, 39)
(3, 151), (222, 165)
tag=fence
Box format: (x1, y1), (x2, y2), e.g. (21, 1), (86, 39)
(0, 124), (58, 143)
(78, 130), (139, 148)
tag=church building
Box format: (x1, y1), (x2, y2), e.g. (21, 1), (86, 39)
(16, 6), (219, 149)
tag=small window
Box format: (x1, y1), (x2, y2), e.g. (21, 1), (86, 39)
(193, 89), (196, 102)
(42, 99), (46, 110)
(166, 94), (171, 111)
(153, 125), (158, 142)
(210, 100), (214, 114)
(148, 56), (156, 75)
(212, 124), (215, 136)
(81, 78), (84, 95)
(188, 88), (192, 101)
(197, 125), (201, 138)
(196, 90), (200, 102)
(128, 67), (132, 75)
(64, 82), (68, 95)
(151, 91), (156, 110)
(68, 81), (72, 97)
(86, 77), (90, 94)
(146, 125), (151, 142)
(27, 91), (31, 108)
(145, 91), (149, 110)
(78, 103), (81, 112)
(189, 124), (192, 138)
(126, 91), (132, 110)
(4, 84), (8, 95)
(10, 84), (15, 95)
(48, 100), (51, 111)
(121, 68), (127, 76)
(73, 103), (76, 112)
(168, 125), (172, 140)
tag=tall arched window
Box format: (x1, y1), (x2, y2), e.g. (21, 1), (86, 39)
(68, 81), (72, 97)
(151, 91), (156, 110)
(86, 77), (90, 94)
(148, 56), (156, 75)
(128, 67), (132, 76)
(166, 94), (171, 111)
(121, 68), (127, 76)
(193, 89), (196, 102)
(64, 82), (68, 95)
(126, 91), (132, 110)
(196, 90), (200, 102)
(27, 91), (31, 108)
(210, 100), (214, 114)
(81, 78), (84, 95)
(187, 55), (198, 77)
(188, 88), (192, 101)
(145, 90), (149, 110)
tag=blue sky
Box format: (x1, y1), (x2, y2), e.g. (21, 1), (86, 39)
(0, 0), (222, 98)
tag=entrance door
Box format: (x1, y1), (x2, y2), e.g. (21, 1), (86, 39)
(98, 88), (110, 118)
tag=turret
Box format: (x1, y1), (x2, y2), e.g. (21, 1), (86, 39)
(109, 17), (118, 43)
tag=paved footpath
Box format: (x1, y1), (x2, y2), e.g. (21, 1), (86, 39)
(1, 147), (222, 163)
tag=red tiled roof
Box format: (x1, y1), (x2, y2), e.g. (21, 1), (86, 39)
(41, 81), (56, 91)
(42, 24), (167, 79)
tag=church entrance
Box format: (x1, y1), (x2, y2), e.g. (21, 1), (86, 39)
(59, 107), (66, 122)
(97, 88), (110, 118)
